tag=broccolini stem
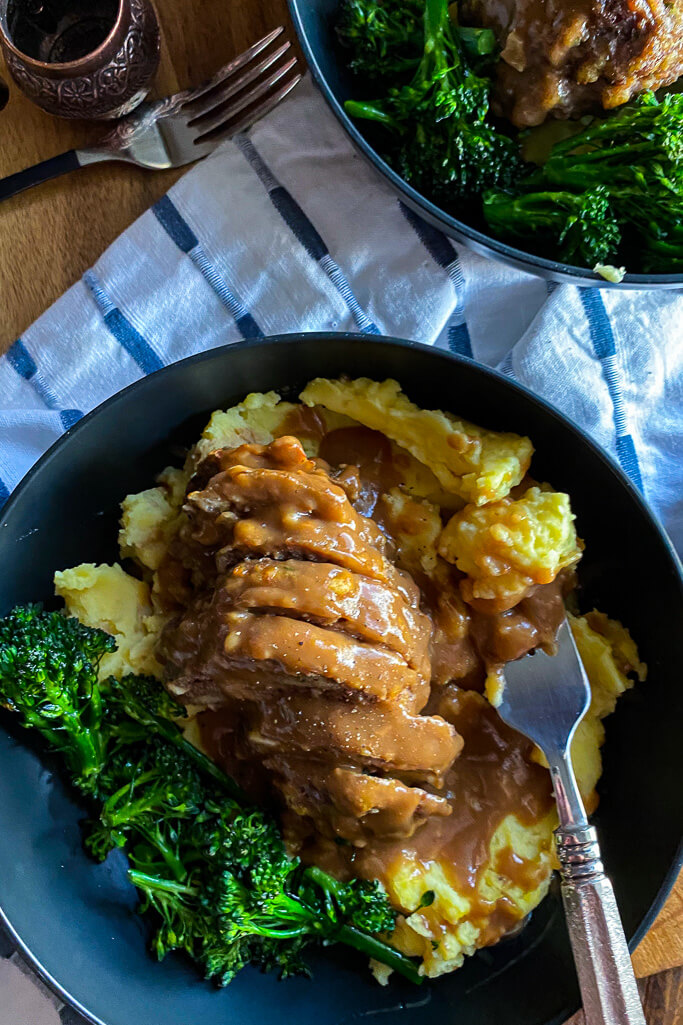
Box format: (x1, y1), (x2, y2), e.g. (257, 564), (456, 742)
(543, 144), (665, 186)
(70, 729), (105, 785)
(128, 869), (197, 898)
(103, 769), (164, 824)
(251, 924), (311, 939)
(549, 108), (659, 154)
(145, 716), (247, 802)
(343, 100), (398, 128)
(337, 925), (423, 986)
(303, 866), (422, 986)
(303, 864), (347, 899)
(135, 824), (187, 883)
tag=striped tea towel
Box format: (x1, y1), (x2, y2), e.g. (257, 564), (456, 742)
(0, 72), (682, 1024)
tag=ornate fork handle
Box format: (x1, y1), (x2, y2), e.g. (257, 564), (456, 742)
(555, 823), (647, 1025)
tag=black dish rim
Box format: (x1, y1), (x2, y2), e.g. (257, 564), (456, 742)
(1, 332), (682, 1025)
(288, 0), (683, 290)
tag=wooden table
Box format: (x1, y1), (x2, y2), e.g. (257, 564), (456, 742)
(0, 2), (681, 1020)
(0, 0), (300, 350)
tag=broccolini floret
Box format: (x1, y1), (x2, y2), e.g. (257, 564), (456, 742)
(337, 0), (424, 81)
(0, 605), (113, 790)
(342, 0), (519, 203)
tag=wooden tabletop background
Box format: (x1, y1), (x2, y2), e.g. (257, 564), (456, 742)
(0, 1), (681, 1020)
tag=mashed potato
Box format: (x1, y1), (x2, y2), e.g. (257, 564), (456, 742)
(300, 377), (533, 505)
(384, 807), (557, 978)
(119, 467), (187, 572)
(439, 486), (582, 612)
(54, 383), (645, 983)
(563, 611), (647, 810)
(54, 563), (164, 679)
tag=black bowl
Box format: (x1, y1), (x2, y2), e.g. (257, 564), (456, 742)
(1, 334), (682, 1025)
(288, 0), (683, 289)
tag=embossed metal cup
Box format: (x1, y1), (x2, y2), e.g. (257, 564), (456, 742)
(0, 0), (160, 119)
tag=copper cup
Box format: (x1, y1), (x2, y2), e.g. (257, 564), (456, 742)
(0, 0), (160, 119)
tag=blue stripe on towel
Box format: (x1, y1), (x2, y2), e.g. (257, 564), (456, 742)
(399, 204), (473, 358)
(6, 338), (36, 379)
(6, 338), (59, 408)
(579, 289), (644, 490)
(0, 476), (9, 507)
(235, 134), (380, 334)
(153, 196), (263, 339)
(616, 435), (643, 485)
(447, 323), (473, 358)
(83, 271), (164, 375)
(59, 409), (84, 431)
(153, 194), (198, 253)
(269, 186), (327, 261)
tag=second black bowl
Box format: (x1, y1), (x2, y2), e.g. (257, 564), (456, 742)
(288, 0), (683, 289)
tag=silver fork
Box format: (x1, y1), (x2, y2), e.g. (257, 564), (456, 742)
(0, 27), (301, 203)
(498, 618), (646, 1025)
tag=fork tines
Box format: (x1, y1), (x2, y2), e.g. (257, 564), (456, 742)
(182, 27), (301, 145)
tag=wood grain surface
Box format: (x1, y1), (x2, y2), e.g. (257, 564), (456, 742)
(0, 0), (680, 1018)
(0, 0), (298, 350)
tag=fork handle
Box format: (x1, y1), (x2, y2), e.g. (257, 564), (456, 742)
(0, 149), (114, 202)
(556, 825), (647, 1025)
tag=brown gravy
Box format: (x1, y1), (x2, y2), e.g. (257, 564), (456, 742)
(162, 425), (564, 941)
(264, 689), (553, 918)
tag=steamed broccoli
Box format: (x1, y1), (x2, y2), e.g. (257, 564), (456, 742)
(483, 92), (683, 270)
(342, 0), (519, 204)
(483, 185), (622, 267)
(0, 604), (113, 790)
(0, 606), (421, 987)
(105, 674), (246, 799)
(337, 0), (424, 81)
(128, 800), (404, 986)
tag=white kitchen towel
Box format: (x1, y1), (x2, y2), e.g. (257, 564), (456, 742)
(0, 72), (682, 1024)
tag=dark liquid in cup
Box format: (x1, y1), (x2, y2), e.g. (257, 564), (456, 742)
(7, 0), (119, 63)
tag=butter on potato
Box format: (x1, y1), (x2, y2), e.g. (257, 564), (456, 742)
(300, 377), (533, 505)
(54, 563), (165, 679)
(439, 485), (581, 612)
